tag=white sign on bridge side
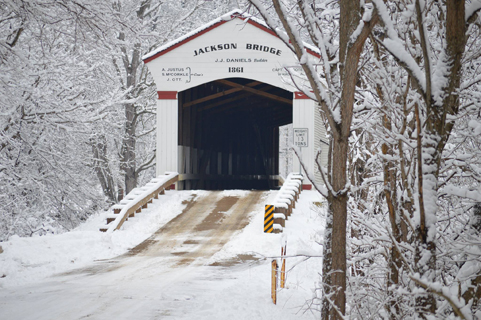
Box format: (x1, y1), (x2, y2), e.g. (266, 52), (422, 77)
(293, 128), (308, 147)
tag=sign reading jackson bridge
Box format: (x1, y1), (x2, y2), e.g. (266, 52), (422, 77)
(143, 10), (320, 93)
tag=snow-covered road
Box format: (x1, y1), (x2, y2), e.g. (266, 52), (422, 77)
(0, 190), (324, 319)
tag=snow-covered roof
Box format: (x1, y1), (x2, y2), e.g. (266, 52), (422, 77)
(143, 9), (320, 63)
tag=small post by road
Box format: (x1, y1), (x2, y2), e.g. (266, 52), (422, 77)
(264, 205), (274, 233)
(271, 259), (278, 304)
(280, 244), (287, 288)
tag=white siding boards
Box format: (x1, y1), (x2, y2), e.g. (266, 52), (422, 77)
(292, 94), (326, 188)
(156, 93), (178, 176)
(144, 9), (328, 189)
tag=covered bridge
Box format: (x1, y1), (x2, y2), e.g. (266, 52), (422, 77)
(143, 9), (327, 190)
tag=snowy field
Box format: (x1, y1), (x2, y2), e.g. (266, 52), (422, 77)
(0, 189), (325, 319)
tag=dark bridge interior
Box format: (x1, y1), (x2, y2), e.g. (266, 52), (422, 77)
(177, 78), (292, 190)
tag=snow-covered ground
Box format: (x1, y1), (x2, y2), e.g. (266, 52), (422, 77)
(0, 189), (325, 319)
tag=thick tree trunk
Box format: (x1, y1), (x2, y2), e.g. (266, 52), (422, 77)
(322, 1), (361, 318)
(322, 205), (333, 319)
(322, 138), (349, 320)
(323, 1), (373, 317)
(251, 1), (375, 318)
(328, 138), (349, 319)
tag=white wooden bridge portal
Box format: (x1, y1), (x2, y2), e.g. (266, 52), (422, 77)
(143, 9), (327, 190)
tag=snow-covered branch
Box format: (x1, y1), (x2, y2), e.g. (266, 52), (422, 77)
(371, 0), (427, 96)
(410, 275), (472, 320)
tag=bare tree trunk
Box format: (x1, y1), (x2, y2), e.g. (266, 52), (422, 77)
(91, 135), (117, 203)
(121, 102), (137, 195)
(119, 39), (142, 195)
(382, 127), (403, 318)
(462, 203), (481, 310)
(114, 1), (158, 197)
(249, 1), (377, 318)
(414, 99), (437, 317)
(322, 204), (333, 319)
(327, 139), (349, 319)
(398, 86), (415, 245)
(415, 0), (465, 315)
(413, 0), (465, 317)
(322, 1), (363, 317)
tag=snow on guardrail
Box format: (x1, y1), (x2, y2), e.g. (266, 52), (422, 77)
(264, 173), (303, 233)
(99, 172), (179, 233)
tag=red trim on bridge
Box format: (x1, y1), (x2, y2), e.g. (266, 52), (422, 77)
(158, 91), (178, 100)
(294, 92), (311, 99)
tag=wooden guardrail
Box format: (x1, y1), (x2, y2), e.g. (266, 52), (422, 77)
(99, 172), (179, 232)
(264, 173), (303, 233)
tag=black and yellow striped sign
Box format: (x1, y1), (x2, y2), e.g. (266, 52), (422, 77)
(264, 205), (274, 233)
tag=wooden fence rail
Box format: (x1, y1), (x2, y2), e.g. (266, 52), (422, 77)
(99, 172), (179, 233)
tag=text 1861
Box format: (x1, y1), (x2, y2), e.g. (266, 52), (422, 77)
(228, 67), (243, 73)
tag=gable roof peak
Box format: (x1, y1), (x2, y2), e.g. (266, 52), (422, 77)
(143, 8), (320, 63)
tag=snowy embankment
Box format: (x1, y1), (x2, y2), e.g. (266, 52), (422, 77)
(0, 190), (197, 287)
(0, 189), (325, 319)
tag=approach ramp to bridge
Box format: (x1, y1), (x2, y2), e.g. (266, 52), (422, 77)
(84, 190), (267, 277)
(126, 190), (265, 267)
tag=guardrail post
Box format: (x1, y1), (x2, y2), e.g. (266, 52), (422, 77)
(266, 174), (304, 234)
(273, 213), (286, 228)
(271, 259), (278, 304)
(280, 244), (287, 288)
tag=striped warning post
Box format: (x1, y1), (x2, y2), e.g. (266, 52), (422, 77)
(264, 205), (274, 233)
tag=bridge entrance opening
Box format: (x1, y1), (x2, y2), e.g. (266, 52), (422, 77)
(145, 11), (327, 191)
(177, 78), (292, 190)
